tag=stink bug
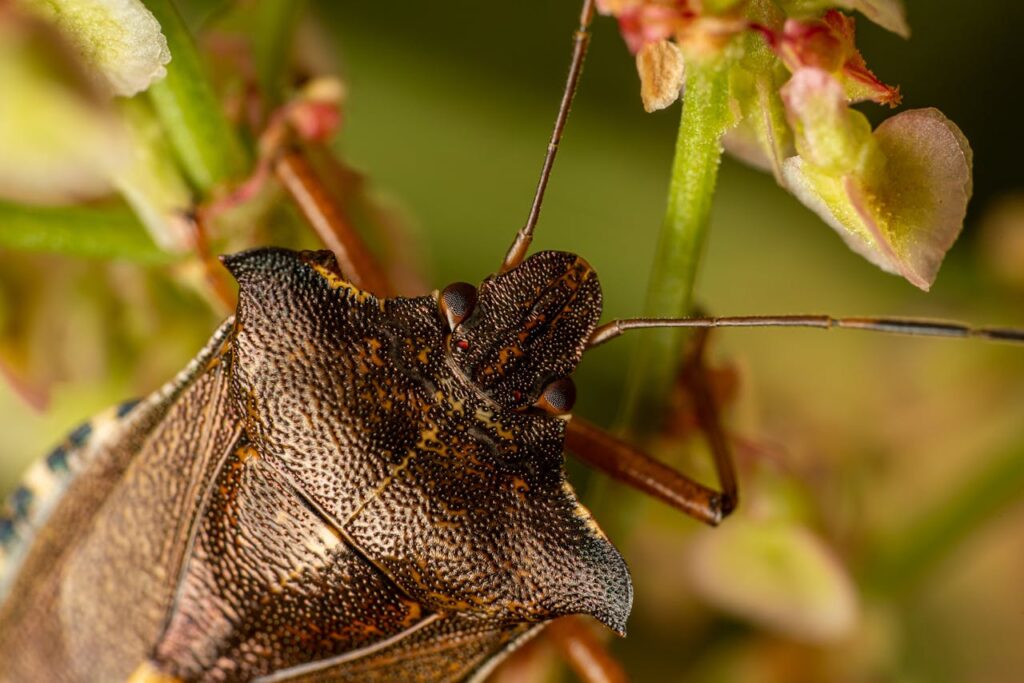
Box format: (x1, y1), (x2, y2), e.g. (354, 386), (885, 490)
(1, 2), (1023, 682)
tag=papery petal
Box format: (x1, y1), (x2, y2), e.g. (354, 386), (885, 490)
(837, 0), (909, 38)
(688, 518), (859, 642)
(782, 108), (972, 290)
(779, 0), (909, 38)
(782, 160), (899, 274)
(722, 116), (781, 174)
(724, 53), (793, 181)
(0, 14), (127, 204)
(780, 67), (873, 174)
(869, 109), (971, 284)
(636, 39), (686, 112)
(19, 0), (171, 96)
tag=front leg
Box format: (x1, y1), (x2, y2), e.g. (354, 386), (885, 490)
(566, 331), (738, 526)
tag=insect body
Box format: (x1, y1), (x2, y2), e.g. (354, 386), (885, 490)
(3, 2), (1023, 681)
(0, 248), (631, 681)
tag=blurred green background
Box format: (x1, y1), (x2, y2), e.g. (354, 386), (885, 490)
(2, 1), (1024, 681)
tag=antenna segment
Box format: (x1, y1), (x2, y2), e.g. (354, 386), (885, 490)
(500, 0), (596, 274)
(587, 314), (1024, 349)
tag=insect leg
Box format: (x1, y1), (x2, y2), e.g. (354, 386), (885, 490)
(566, 414), (737, 527)
(679, 328), (739, 518)
(274, 146), (393, 295)
(188, 209), (238, 311)
(570, 325), (738, 526)
(546, 615), (627, 683)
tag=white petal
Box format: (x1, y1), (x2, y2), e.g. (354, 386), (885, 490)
(20, 0), (171, 96)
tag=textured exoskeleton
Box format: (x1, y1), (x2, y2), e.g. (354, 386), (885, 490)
(0, 248), (632, 682)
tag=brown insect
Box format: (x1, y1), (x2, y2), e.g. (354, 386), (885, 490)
(1, 2), (1021, 681)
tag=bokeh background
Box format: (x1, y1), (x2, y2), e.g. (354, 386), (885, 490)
(3, 1), (1024, 681)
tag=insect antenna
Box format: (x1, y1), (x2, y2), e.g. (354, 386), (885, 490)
(586, 314), (1024, 349)
(500, 0), (596, 273)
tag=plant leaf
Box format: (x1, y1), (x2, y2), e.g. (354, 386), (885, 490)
(688, 518), (859, 642)
(0, 200), (170, 263)
(145, 0), (247, 194)
(112, 97), (194, 253)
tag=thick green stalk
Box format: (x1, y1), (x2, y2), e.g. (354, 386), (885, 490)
(863, 438), (1024, 595)
(619, 59), (732, 433)
(145, 0), (245, 194)
(0, 201), (171, 264)
(255, 0), (306, 111)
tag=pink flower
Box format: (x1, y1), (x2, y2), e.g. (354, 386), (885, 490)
(597, 0), (693, 54)
(769, 10), (901, 106)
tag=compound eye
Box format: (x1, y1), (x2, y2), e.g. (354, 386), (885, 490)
(439, 282), (478, 330)
(534, 377), (576, 415)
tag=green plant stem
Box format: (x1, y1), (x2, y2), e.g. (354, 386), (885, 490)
(0, 201), (171, 264)
(863, 437), (1024, 595)
(255, 0), (306, 112)
(619, 59), (732, 433)
(145, 0), (246, 194)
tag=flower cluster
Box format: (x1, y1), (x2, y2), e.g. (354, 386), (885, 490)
(0, 0), (185, 246)
(598, 0), (971, 290)
(0, 0), (344, 257)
